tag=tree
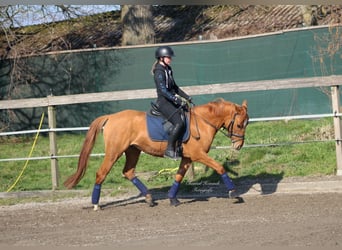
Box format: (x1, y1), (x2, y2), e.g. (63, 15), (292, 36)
(0, 5), (84, 131)
(0, 5), (88, 95)
(121, 5), (155, 46)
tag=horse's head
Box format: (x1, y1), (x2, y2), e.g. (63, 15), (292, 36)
(223, 100), (249, 150)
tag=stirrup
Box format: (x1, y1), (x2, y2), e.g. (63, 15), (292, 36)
(164, 150), (181, 160)
(176, 145), (183, 157)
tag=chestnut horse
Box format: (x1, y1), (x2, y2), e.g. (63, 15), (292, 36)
(64, 98), (249, 210)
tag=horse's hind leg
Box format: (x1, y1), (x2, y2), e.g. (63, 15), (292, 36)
(92, 152), (122, 211)
(122, 146), (156, 207)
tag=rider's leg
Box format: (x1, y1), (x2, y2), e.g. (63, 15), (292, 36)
(164, 123), (184, 159)
(164, 109), (185, 160)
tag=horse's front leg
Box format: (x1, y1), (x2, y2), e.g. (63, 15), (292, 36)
(125, 170), (156, 207)
(195, 153), (239, 199)
(168, 158), (192, 206)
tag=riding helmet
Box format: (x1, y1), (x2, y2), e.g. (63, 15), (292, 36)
(155, 46), (175, 59)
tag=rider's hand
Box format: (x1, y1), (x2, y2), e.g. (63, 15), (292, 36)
(181, 98), (188, 107)
(180, 98), (190, 111)
(174, 97), (183, 106)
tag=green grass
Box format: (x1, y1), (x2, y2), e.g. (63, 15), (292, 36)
(0, 118), (337, 193)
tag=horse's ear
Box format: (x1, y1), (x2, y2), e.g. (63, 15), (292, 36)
(242, 100), (248, 110)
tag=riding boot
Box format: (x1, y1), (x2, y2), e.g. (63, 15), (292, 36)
(164, 124), (183, 160)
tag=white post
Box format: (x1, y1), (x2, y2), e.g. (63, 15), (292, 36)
(331, 86), (342, 175)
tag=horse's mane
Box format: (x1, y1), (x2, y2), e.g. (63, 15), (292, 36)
(197, 98), (233, 117)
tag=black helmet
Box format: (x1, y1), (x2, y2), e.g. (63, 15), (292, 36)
(155, 46), (175, 59)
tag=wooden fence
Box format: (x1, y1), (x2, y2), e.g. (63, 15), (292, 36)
(1, 75), (342, 189)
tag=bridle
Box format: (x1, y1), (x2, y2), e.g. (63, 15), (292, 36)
(220, 113), (246, 143)
(191, 109), (246, 143)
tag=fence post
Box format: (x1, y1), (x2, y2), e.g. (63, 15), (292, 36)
(185, 163), (195, 181)
(331, 86), (342, 175)
(48, 105), (59, 189)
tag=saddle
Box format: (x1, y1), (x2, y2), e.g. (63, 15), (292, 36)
(146, 102), (190, 142)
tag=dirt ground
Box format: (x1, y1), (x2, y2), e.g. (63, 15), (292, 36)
(1, 187), (342, 248)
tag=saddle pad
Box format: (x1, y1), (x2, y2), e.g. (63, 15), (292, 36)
(146, 114), (190, 142)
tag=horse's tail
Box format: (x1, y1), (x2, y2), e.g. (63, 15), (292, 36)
(64, 115), (109, 189)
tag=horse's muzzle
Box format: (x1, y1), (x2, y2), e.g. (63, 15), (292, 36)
(233, 141), (244, 150)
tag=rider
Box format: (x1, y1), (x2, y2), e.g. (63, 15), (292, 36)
(151, 46), (192, 159)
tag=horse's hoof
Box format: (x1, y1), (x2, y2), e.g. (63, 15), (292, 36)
(169, 198), (181, 207)
(145, 194), (157, 207)
(228, 190), (244, 203)
(233, 197), (245, 203)
(228, 189), (239, 199)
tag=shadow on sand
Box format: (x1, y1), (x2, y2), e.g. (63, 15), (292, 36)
(97, 169), (285, 210)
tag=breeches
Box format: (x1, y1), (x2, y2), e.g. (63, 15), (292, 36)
(157, 98), (185, 129)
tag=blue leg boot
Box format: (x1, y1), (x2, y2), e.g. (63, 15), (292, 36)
(221, 173), (239, 199)
(92, 183), (102, 211)
(131, 177), (156, 207)
(168, 181), (181, 206)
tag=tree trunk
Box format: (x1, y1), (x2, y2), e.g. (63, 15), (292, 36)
(121, 5), (155, 46)
(301, 5), (318, 26)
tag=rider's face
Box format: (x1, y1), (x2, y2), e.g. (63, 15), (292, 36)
(163, 56), (172, 65)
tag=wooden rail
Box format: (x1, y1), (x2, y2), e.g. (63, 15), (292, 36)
(1, 75), (341, 109)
